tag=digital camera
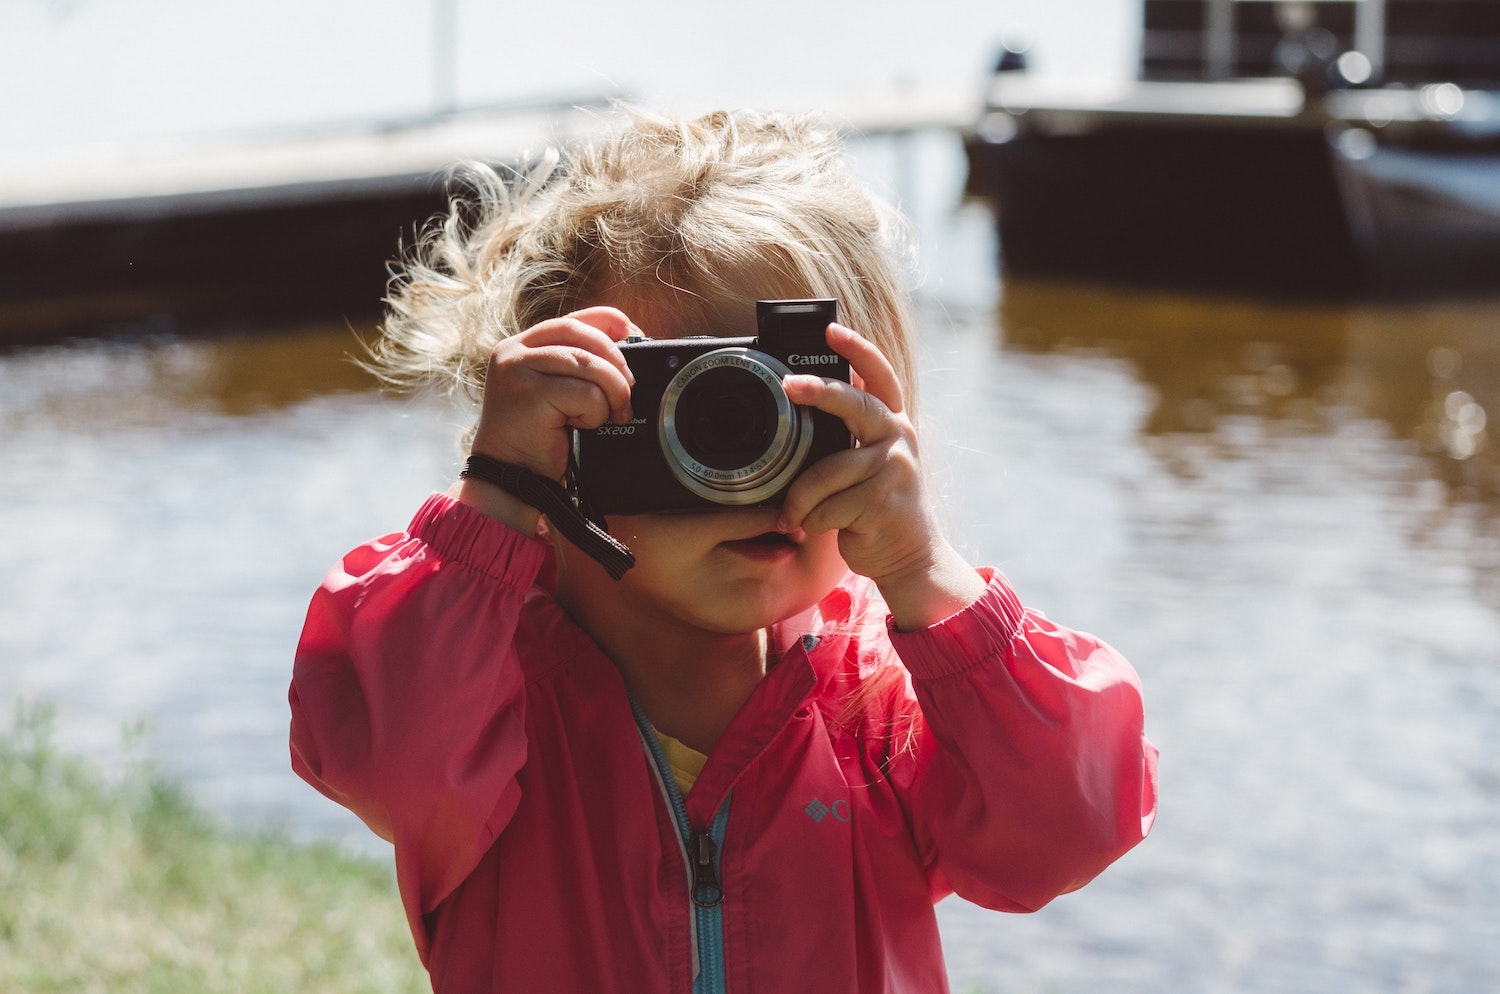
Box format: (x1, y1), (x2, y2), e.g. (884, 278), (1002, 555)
(572, 298), (851, 514)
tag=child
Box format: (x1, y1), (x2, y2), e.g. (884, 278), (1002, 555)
(290, 109), (1158, 994)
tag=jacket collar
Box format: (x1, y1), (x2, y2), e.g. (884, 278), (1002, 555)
(528, 576), (867, 828)
(684, 635), (818, 827)
(684, 579), (863, 825)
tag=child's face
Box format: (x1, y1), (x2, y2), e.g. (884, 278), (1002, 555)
(553, 295), (849, 635)
(558, 504), (847, 637)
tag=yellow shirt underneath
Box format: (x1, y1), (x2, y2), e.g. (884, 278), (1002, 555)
(653, 730), (708, 797)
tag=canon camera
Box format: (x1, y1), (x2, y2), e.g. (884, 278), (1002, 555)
(572, 298), (851, 514)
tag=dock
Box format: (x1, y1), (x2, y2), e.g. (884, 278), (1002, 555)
(0, 90), (977, 344)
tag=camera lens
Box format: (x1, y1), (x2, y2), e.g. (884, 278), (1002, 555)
(678, 373), (777, 470)
(659, 348), (813, 505)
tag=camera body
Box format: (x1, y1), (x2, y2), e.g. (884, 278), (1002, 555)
(572, 299), (851, 515)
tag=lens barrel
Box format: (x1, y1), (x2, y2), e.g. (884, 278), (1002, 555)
(659, 348), (813, 505)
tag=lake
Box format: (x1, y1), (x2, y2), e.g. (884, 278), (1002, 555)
(2, 128), (1498, 994)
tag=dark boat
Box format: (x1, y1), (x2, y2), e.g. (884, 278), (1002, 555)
(963, 0), (1500, 297)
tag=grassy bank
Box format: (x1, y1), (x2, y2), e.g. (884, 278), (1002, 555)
(0, 706), (427, 994)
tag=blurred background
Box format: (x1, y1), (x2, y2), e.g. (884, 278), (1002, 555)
(0, 0), (1130, 151)
(3, 1), (1499, 992)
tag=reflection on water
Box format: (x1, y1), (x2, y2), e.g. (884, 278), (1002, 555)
(1002, 281), (1500, 487)
(0, 322), (383, 424)
(996, 280), (1500, 607)
(3, 256), (1499, 991)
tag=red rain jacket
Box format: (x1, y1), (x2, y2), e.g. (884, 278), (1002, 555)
(290, 494), (1158, 993)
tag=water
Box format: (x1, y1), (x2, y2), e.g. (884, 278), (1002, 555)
(920, 283), (1500, 993)
(3, 130), (1500, 994)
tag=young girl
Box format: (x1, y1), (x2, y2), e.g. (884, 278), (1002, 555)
(290, 109), (1157, 994)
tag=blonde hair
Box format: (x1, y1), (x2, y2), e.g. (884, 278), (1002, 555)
(370, 108), (920, 420)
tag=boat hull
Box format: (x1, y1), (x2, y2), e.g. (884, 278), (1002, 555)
(967, 119), (1365, 295)
(966, 112), (1500, 297)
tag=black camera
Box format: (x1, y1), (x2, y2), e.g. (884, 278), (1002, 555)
(572, 299), (851, 514)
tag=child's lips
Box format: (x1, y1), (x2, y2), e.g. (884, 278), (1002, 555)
(720, 530), (801, 559)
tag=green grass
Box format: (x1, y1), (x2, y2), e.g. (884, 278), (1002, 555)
(0, 703), (427, 994)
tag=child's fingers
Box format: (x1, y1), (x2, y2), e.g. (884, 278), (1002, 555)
(507, 312), (647, 421)
(779, 360), (915, 535)
(523, 353), (632, 427)
(778, 448), (872, 533)
(781, 373), (902, 450)
(499, 343), (634, 427)
(519, 314), (639, 390)
(794, 479), (874, 538)
(562, 306), (641, 340)
(825, 323), (905, 415)
(779, 438), (915, 532)
(474, 322), (639, 476)
(472, 367), (610, 479)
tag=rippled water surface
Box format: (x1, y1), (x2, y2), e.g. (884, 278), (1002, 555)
(3, 135), (1498, 993)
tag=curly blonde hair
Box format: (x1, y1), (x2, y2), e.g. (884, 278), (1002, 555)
(370, 108), (920, 424)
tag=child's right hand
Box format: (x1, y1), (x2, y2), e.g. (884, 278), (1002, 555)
(453, 308), (638, 533)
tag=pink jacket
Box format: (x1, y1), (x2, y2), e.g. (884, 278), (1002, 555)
(290, 494), (1157, 993)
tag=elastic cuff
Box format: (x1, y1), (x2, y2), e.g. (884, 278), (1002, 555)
(409, 493), (551, 583)
(889, 568), (1027, 681)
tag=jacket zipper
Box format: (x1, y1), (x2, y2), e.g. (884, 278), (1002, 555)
(630, 699), (731, 994)
(691, 804), (731, 993)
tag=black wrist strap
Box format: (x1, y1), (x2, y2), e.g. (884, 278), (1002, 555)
(461, 454), (635, 580)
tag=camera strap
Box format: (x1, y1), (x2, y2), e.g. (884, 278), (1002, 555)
(461, 453), (636, 580)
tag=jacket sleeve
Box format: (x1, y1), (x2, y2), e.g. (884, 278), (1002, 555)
(289, 493), (549, 954)
(887, 567), (1159, 913)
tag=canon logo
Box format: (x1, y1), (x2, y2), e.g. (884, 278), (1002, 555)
(787, 353), (840, 366)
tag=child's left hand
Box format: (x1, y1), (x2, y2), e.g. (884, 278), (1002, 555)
(779, 323), (988, 631)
